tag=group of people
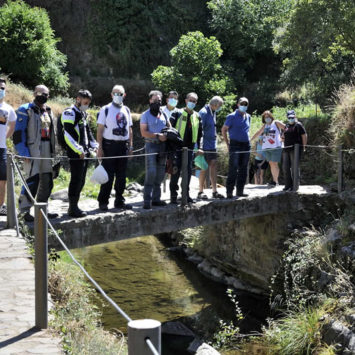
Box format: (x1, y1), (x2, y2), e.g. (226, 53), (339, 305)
(0, 77), (307, 220)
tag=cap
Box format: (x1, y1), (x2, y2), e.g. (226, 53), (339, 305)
(287, 110), (296, 118)
(238, 97), (249, 105)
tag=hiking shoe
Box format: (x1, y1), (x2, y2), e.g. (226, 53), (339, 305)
(187, 197), (194, 203)
(283, 186), (292, 191)
(68, 207), (87, 218)
(47, 212), (58, 219)
(212, 192), (225, 199)
(197, 192), (208, 200)
(115, 202), (133, 210)
(268, 181), (277, 187)
(0, 204), (7, 216)
(170, 197), (178, 204)
(23, 212), (34, 222)
(227, 193), (233, 199)
(237, 193), (249, 197)
(152, 200), (167, 207)
(143, 202), (152, 210)
(99, 204), (108, 211)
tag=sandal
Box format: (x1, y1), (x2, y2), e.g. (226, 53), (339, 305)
(197, 192), (208, 200)
(213, 191), (225, 199)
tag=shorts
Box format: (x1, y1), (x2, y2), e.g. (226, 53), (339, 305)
(203, 149), (217, 162)
(0, 148), (7, 180)
(254, 158), (268, 170)
(263, 147), (282, 163)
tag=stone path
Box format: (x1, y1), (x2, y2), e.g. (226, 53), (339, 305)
(0, 227), (62, 355)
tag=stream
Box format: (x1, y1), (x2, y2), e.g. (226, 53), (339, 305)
(72, 235), (269, 354)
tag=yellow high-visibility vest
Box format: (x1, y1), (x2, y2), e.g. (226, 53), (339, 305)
(177, 110), (199, 143)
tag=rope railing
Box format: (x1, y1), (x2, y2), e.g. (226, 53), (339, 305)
(6, 153), (161, 355)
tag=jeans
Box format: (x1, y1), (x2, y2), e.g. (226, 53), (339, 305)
(98, 139), (128, 205)
(282, 147), (302, 190)
(144, 142), (166, 203)
(169, 149), (193, 199)
(226, 140), (250, 195)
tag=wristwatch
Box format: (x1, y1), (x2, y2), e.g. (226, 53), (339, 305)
(129, 146), (134, 150)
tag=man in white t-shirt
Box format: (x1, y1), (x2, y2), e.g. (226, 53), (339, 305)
(0, 78), (16, 215)
(97, 85), (133, 211)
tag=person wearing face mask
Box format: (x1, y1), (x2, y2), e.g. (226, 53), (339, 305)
(169, 92), (203, 204)
(140, 90), (171, 209)
(60, 89), (98, 217)
(252, 110), (285, 187)
(161, 91), (180, 122)
(0, 78), (16, 216)
(282, 110), (307, 191)
(197, 96), (225, 199)
(14, 84), (57, 222)
(221, 97), (251, 198)
(96, 85), (133, 211)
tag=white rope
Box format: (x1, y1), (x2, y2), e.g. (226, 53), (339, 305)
(146, 338), (159, 355)
(40, 209), (132, 323)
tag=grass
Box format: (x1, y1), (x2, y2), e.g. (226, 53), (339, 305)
(49, 252), (127, 354)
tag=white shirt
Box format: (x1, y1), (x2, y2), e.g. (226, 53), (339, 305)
(262, 121), (282, 149)
(97, 103), (132, 141)
(161, 106), (180, 121)
(0, 102), (16, 149)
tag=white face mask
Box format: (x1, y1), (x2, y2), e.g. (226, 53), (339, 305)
(113, 94), (124, 105)
(80, 104), (89, 112)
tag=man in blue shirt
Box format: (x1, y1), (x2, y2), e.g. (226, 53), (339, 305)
(140, 90), (170, 209)
(198, 96), (225, 199)
(221, 97), (251, 198)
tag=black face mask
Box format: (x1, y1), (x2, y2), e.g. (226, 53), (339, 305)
(149, 102), (161, 116)
(35, 95), (48, 105)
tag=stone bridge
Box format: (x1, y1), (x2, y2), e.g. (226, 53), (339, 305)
(49, 185), (339, 250)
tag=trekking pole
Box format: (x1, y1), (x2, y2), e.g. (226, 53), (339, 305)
(181, 147), (188, 206)
(293, 144), (300, 191)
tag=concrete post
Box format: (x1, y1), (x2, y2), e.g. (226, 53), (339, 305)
(181, 147), (188, 205)
(6, 153), (18, 231)
(128, 319), (161, 355)
(293, 144), (300, 191)
(34, 202), (48, 329)
(337, 145), (343, 193)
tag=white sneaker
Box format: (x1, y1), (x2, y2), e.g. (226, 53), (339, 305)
(0, 204), (7, 216)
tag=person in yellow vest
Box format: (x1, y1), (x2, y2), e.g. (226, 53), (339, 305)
(169, 92), (203, 204)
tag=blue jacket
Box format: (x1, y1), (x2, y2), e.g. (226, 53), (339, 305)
(199, 105), (217, 150)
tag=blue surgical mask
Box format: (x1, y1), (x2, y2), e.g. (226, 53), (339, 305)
(216, 106), (222, 113)
(168, 98), (178, 108)
(80, 104), (89, 112)
(0, 90), (5, 100)
(187, 102), (196, 110)
(265, 117), (272, 124)
(239, 105), (248, 113)
(288, 118), (295, 124)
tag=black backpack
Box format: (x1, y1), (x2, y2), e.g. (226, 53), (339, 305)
(56, 109), (68, 149)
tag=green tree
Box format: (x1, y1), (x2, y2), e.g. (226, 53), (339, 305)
(274, 0), (355, 107)
(151, 31), (235, 112)
(207, 0), (293, 111)
(0, 0), (69, 94)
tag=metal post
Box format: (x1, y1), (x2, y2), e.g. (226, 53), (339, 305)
(6, 153), (18, 234)
(163, 173), (167, 193)
(181, 147), (188, 205)
(337, 145), (343, 193)
(34, 202), (48, 329)
(128, 319), (161, 355)
(293, 144), (300, 191)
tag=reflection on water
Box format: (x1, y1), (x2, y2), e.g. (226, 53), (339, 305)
(72, 235), (268, 353)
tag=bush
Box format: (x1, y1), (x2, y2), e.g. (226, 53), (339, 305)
(0, 0), (69, 94)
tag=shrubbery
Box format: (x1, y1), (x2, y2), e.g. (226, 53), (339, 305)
(0, 0), (69, 94)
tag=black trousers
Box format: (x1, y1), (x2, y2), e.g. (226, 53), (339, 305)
(68, 150), (88, 199)
(169, 149), (193, 199)
(98, 139), (128, 205)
